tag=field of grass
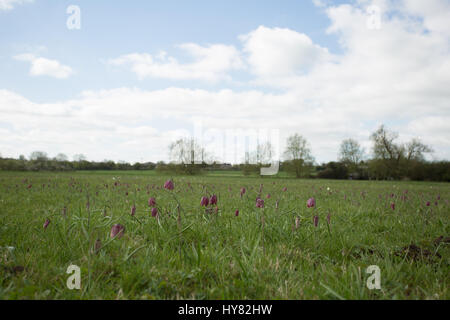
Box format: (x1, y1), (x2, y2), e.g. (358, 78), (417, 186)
(0, 171), (448, 299)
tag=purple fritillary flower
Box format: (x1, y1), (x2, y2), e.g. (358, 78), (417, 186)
(110, 224), (125, 239)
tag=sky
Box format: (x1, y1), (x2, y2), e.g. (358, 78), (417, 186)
(0, 0), (449, 164)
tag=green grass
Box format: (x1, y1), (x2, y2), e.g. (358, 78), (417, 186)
(0, 171), (448, 299)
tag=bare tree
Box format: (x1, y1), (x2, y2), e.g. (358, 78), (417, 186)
(73, 154), (87, 162)
(284, 134), (313, 161)
(370, 125), (403, 179)
(370, 125), (432, 179)
(406, 138), (433, 161)
(371, 125), (403, 161)
(30, 151), (48, 161)
(256, 141), (274, 165)
(169, 138), (208, 164)
(339, 138), (364, 167)
(242, 141), (274, 165)
(55, 153), (68, 162)
(283, 134), (314, 178)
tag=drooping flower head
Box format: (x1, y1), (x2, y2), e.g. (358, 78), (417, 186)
(200, 196), (209, 207)
(256, 198), (265, 208)
(210, 194), (218, 205)
(130, 205), (136, 216)
(240, 187), (246, 197)
(235, 209), (239, 217)
(164, 180), (174, 190)
(151, 207), (158, 218)
(313, 215), (319, 227)
(110, 224), (125, 239)
(390, 203), (395, 211)
(43, 219), (51, 230)
(148, 197), (156, 207)
(307, 197), (316, 208)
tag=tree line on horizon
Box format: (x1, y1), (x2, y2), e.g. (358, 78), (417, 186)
(1, 125), (449, 181)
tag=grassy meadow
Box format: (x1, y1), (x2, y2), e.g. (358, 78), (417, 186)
(0, 171), (448, 299)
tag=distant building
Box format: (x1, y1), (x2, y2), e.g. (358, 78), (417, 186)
(219, 163), (232, 170)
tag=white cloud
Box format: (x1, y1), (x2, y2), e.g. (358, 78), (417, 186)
(312, 0), (326, 8)
(400, 0), (450, 37)
(239, 25), (333, 78)
(0, 0), (33, 11)
(1, 79), (449, 164)
(14, 54), (74, 79)
(108, 43), (244, 82)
